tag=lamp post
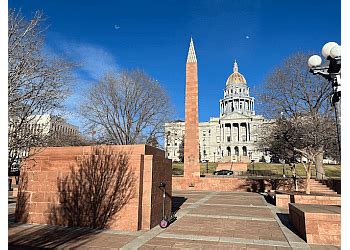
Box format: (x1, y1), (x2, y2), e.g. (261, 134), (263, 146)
(308, 42), (341, 153)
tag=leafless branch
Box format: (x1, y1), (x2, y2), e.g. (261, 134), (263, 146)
(80, 70), (172, 146)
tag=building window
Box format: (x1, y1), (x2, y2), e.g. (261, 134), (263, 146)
(234, 146), (239, 156)
(243, 146), (247, 156)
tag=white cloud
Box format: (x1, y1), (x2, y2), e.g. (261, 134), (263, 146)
(43, 37), (119, 129)
(60, 40), (119, 80)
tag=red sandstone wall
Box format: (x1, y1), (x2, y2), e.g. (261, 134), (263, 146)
(172, 177), (248, 191)
(289, 204), (340, 246)
(216, 162), (248, 172)
(276, 193), (341, 209)
(16, 145), (171, 231)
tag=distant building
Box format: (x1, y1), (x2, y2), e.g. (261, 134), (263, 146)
(9, 114), (80, 173)
(28, 114), (79, 138)
(165, 61), (270, 163)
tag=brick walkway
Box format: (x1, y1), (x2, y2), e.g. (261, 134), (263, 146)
(8, 191), (340, 249)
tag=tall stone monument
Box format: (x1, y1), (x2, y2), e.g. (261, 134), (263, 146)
(184, 38), (200, 179)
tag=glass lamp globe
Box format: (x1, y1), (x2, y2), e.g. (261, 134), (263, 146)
(308, 55), (322, 68)
(330, 45), (341, 58)
(322, 42), (339, 58)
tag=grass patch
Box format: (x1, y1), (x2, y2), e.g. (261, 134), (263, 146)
(172, 162), (218, 175)
(248, 163), (341, 178)
(172, 162), (341, 178)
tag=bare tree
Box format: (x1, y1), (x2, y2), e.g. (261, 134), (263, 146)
(260, 115), (336, 194)
(46, 132), (91, 147)
(8, 9), (73, 171)
(259, 52), (338, 190)
(80, 70), (172, 145)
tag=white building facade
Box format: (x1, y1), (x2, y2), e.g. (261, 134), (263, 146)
(9, 114), (80, 162)
(165, 61), (270, 163)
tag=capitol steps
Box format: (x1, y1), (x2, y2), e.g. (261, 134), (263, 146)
(309, 179), (338, 195)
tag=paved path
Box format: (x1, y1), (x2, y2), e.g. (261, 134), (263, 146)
(8, 192), (340, 249)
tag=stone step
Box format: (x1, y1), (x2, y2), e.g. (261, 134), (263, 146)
(311, 190), (337, 194)
(309, 182), (327, 185)
(310, 186), (332, 189)
(8, 189), (18, 197)
(311, 188), (336, 191)
(309, 185), (329, 188)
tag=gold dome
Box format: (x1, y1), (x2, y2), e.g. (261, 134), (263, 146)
(226, 60), (247, 86)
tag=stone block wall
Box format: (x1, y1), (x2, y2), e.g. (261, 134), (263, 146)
(289, 203), (340, 246)
(276, 193), (341, 209)
(172, 177), (296, 192)
(16, 145), (172, 231)
(216, 162), (247, 171)
(172, 177), (247, 191)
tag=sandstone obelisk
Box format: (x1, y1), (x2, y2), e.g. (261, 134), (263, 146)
(184, 37), (200, 179)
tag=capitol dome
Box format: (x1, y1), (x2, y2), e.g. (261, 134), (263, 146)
(226, 60), (247, 86)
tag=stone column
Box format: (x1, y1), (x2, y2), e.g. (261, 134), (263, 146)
(248, 123), (251, 141)
(238, 123), (240, 142)
(184, 38), (200, 178)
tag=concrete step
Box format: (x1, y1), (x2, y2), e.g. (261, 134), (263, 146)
(308, 180), (337, 194)
(310, 186), (333, 189)
(311, 191), (336, 194)
(312, 188), (337, 191)
(309, 185), (329, 188)
(8, 189), (18, 197)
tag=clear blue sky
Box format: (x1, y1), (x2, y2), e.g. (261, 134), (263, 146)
(9, 0), (341, 127)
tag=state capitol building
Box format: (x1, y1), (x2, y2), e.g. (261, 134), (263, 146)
(165, 60), (270, 163)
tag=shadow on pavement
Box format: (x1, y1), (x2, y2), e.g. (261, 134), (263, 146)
(8, 224), (102, 249)
(276, 212), (299, 235)
(172, 196), (187, 213)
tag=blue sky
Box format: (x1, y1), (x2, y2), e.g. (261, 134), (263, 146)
(9, 0), (341, 128)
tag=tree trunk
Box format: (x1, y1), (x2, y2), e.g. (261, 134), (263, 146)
(305, 162), (312, 195)
(315, 146), (325, 180)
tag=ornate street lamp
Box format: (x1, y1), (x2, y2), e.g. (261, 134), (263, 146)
(308, 42), (341, 153)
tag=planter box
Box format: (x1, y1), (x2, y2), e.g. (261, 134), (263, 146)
(275, 191), (341, 209)
(289, 203), (340, 246)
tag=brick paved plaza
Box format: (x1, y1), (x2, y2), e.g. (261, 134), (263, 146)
(8, 191), (340, 249)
